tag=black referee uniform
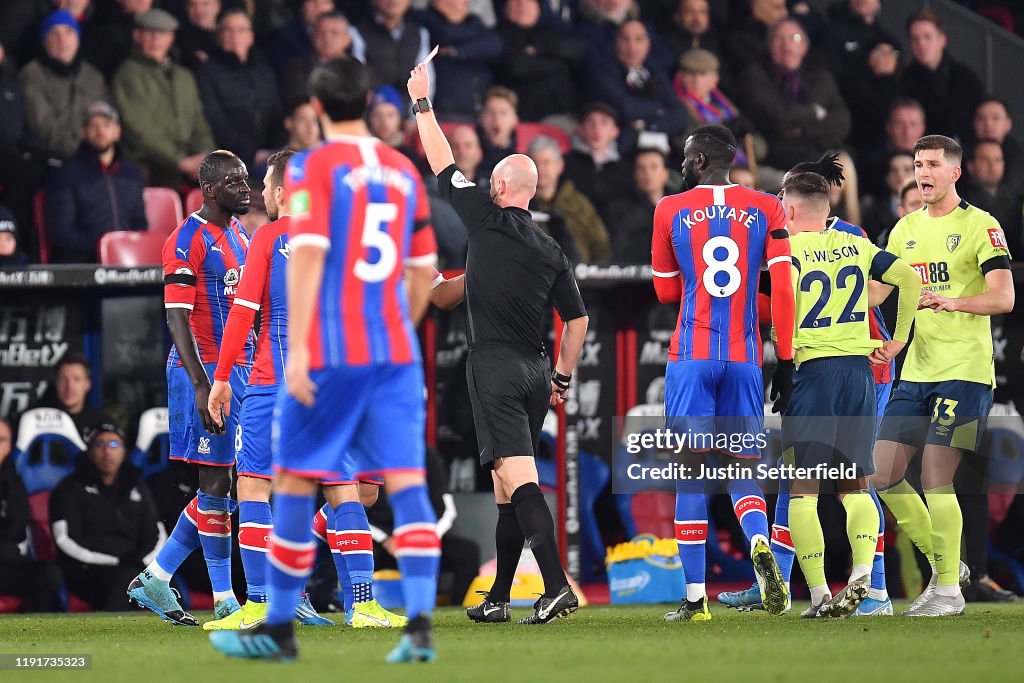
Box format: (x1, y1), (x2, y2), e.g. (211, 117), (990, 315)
(436, 163), (587, 467)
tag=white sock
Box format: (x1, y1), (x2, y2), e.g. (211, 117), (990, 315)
(686, 583), (706, 602)
(146, 561), (172, 582)
(809, 584), (830, 605)
(213, 591), (236, 603)
(749, 533), (770, 556)
(785, 581), (791, 592)
(868, 588), (888, 601)
(935, 584), (960, 598)
(850, 564), (872, 582)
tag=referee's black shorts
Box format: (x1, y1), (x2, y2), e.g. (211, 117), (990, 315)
(466, 343), (550, 467)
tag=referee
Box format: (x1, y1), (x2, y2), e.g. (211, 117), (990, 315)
(408, 61), (589, 625)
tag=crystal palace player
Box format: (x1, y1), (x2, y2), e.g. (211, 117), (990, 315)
(652, 124), (795, 622)
(128, 150), (252, 626)
(208, 58), (439, 664)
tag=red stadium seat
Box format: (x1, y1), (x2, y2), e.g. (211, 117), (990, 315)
(34, 189), (49, 264)
(406, 121), (472, 162)
(143, 187), (184, 236)
(185, 187), (203, 216)
(28, 491), (56, 563)
(98, 231), (166, 266)
(516, 122), (570, 155)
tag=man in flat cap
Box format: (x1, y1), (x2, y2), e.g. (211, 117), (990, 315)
(112, 9), (215, 188)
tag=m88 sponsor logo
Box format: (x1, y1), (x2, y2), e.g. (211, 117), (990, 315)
(910, 261), (950, 285)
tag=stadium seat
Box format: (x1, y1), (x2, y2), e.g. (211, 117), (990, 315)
(185, 187), (203, 216)
(131, 407), (171, 480)
(516, 122), (570, 155)
(34, 189), (49, 264)
(14, 408), (86, 496)
(28, 490), (56, 562)
(99, 230), (166, 266)
(143, 187), (184, 236)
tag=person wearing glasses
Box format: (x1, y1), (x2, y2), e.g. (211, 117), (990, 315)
(49, 422), (166, 611)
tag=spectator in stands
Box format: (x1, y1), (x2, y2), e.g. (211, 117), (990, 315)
(46, 101), (146, 264)
(859, 98), (925, 197)
(900, 10), (983, 142)
(563, 102), (634, 222)
(861, 151), (914, 244)
(496, 0), (587, 123)
(175, 0), (220, 70)
(962, 140), (1024, 257)
(111, 9), (215, 188)
(0, 206), (29, 267)
(0, 418), (64, 612)
(825, 0), (899, 81)
(367, 448), (480, 607)
(280, 10), (354, 105)
(723, 0), (787, 76)
(577, 0), (672, 75)
(877, 177), (924, 247)
(739, 18), (850, 171)
(590, 20), (689, 140)
(283, 98), (323, 151)
(270, 0), (335, 73)
(0, 42), (44, 252)
(197, 9), (281, 170)
(417, 0), (502, 119)
(660, 0), (723, 66)
(448, 125), (487, 186)
(19, 10), (108, 162)
(49, 421), (164, 611)
(85, 0), (154, 79)
(528, 135), (611, 263)
(351, 0), (434, 95)
(36, 354), (113, 439)
(973, 98), (1022, 189)
(477, 86), (520, 179)
(606, 147), (669, 263)
(730, 164), (757, 189)
(672, 48), (756, 164)
(368, 86), (407, 148)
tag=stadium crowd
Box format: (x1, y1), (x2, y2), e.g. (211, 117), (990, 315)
(0, 0), (1021, 267)
(3, 0), (1024, 616)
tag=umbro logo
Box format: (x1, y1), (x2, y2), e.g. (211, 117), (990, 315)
(905, 240), (916, 249)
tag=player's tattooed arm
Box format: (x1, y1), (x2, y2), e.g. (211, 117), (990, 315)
(166, 308), (224, 435)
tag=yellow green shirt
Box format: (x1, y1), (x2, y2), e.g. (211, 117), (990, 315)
(790, 228), (918, 365)
(886, 200), (1011, 387)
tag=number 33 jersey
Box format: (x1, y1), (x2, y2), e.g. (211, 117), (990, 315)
(285, 136), (437, 370)
(652, 184), (790, 364)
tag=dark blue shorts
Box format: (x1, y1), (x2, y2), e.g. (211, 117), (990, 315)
(272, 363), (426, 481)
(168, 362), (249, 466)
(877, 379), (993, 453)
(783, 356), (877, 477)
(664, 360), (764, 458)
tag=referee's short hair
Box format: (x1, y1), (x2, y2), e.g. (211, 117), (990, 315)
(309, 57), (370, 123)
(914, 135), (962, 166)
(782, 171), (830, 210)
(198, 149), (241, 186)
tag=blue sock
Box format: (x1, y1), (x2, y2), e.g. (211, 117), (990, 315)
(197, 492), (237, 599)
(314, 504), (354, 611)
(238, 500), (272, 603)
(267, 493), (317, 626)
(771, 474), (795, 584)
(333, 501), (375, 604)
(152, 496), (200, 577)
(674, 479), (708, 599)
(869, 486), (887, 595)
(727, 477), (770, 549)
(390, 485), (439, 619)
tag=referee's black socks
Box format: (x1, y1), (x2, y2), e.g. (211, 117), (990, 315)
(511, 482), (568, 597)
(489, 503), (525, 603)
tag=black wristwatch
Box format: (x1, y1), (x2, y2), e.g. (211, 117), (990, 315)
(411, 97), (432, 115)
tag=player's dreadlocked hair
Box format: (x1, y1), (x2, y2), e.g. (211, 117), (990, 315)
(789, 152), (845, 188)
(781, 172), (830, 207)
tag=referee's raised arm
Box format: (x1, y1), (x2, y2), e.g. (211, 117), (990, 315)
(407, 62), (455, 176)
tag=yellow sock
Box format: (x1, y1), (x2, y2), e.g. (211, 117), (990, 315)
(924, 485), (962, 587)
(879, 479), (935, 564)
(841, 491), (879, 574)
(789, 495), (826, 590)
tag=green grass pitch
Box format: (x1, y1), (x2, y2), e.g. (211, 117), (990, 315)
(2, 603), (1024, 682)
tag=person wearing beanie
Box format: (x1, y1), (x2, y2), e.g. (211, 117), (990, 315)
(0, 204), (29, 267)
(367, 85), (407, 148)
(18, 9), (108, 160)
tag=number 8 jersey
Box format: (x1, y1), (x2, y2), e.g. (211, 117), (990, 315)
(285, 136), (437, 369)
(652, 184), (791, 364)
